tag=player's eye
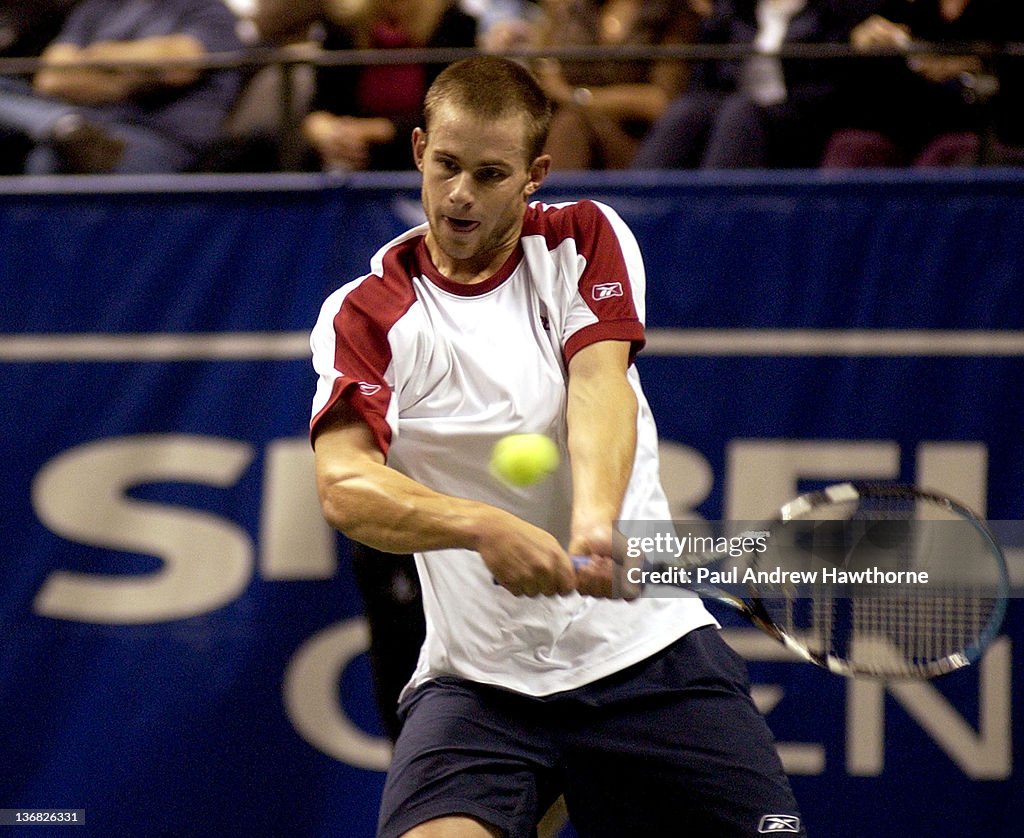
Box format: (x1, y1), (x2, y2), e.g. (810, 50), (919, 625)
(435, 156), (458, 174)
(476, 168), (506, 183)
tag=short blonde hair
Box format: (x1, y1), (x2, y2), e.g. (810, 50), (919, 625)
(423, 56), (553, 163)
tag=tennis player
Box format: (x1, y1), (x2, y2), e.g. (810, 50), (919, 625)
(310, 55), (804, 838)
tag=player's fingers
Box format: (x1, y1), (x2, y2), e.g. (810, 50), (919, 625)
(611, 563), (642, 601)
(552, 555), (577, 596)
(498, 576), (541, 597)
(569, 524), (645, 599)
(574, 554), (645, 600)
(517, 570), (561, 597)
(573, 555), (615, 598)
(610, 530), (644, 599)
(524, 552), (575, 597)
(569, 524), (619, 564)
(496, 557), (574, 597)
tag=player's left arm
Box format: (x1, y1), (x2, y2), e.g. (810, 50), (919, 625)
(566, 339), (637, 597)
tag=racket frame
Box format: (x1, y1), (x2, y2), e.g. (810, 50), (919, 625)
(642, 482), (1009, 679)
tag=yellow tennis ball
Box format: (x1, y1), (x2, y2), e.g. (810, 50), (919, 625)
(490, 434), (560, 487)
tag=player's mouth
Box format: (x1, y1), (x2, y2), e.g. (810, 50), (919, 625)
(444, 216), (480, 234)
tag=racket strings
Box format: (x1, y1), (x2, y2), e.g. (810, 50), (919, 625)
(763, 586), (1000, 676)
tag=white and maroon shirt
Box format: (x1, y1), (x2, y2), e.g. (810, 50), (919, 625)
(311, 199), (715, 697)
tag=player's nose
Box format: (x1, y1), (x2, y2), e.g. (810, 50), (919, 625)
(447, 171), (474, 206)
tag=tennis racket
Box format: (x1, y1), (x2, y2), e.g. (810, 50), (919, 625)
(579, 482), (1008, 680)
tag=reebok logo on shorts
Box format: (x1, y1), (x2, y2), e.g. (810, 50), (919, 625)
(758, 814), (801, 833)
(592, 282), (623, 300)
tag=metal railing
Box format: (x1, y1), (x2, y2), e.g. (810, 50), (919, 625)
(1, 41), (1020, 171)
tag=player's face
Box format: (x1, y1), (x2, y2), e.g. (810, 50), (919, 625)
(413, 103), (549, 283)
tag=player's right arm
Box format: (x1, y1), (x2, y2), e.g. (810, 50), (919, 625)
(313, 405), (575, 597)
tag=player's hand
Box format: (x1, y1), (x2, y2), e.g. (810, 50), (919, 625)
(569, 524), (641, 600)
(477, 511), (576, 597)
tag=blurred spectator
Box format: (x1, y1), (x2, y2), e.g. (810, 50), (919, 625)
(821, 0), (1024, 167)
(249, 0), (326, 45)
(0, 0), (78, 173)
(195, 0), (323, 172)
(0, 0), (77, 57)
(632, 0), (865, 170)
(301, 0), (478, 172)
(234, 1), (538, 172)
(468, 0), (542, 50)
(527, 0), (704, 170)
(0, 0), (245, 174)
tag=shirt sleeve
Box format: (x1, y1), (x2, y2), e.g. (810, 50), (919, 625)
(309, 240), (421, 454)
(560, 200), (647, 365)
(309, 283), (397, 454)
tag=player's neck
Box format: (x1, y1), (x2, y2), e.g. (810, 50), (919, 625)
(423, 234), (519, 286)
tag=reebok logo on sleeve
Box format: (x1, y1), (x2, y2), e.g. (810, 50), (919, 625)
(591, 282), (623, 301)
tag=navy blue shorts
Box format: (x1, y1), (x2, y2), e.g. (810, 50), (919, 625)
(377, 627), (805, 837)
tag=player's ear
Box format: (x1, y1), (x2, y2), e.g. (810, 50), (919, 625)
(524, 154), (551, 197)
(412, 128), (427, 171)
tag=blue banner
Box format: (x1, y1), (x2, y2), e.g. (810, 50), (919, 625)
(2, 170), (1022, 837)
